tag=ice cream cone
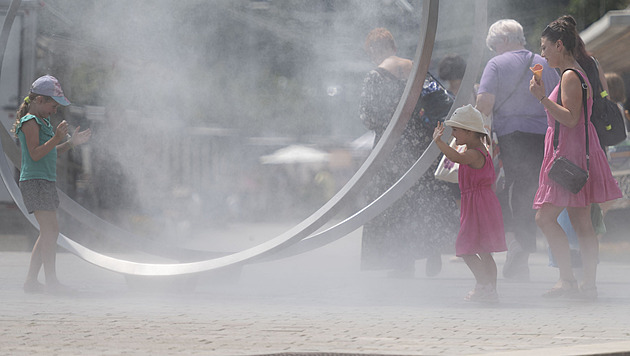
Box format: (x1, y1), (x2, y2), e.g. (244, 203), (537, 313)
(530, 63), (543, 82)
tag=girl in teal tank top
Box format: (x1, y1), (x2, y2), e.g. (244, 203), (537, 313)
(12, 75), (91, 294)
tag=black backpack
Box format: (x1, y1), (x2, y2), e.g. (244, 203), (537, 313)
(413, 72), (454, 127)
(586, 57), (627, 147)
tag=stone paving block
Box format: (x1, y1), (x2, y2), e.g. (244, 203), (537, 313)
(2, 227), (630, 355)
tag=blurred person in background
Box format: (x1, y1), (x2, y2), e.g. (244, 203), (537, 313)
(604, 73), (627, 132)
(438, 54), (465, 96)
(438, 54), (474, 102)
(603, 73), (630, 202)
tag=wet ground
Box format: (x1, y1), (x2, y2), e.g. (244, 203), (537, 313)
(2, 215), (630, 355)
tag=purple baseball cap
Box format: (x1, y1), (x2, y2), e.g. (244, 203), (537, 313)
(30, 75), (71, 106)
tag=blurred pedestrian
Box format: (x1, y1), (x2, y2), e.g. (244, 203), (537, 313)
(433, 105), (506, 303)
(529, 15), (622, 300)
(437, 54), (472, 203)
(13, 75), (91, 294)
(476, 19), (560, 281)
(438, 54), (471, 100)
(359, 28), (458, 278)
(605, 72), (627, 132)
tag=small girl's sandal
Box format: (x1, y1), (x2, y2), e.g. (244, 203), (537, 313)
(464, 289), (476, 301)
(465, 284), (499, 303)
(464, 284), (482, 302)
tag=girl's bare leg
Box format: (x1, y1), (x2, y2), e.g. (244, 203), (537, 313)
(28, 210), (61, 287)
(462, 254), (490, 286)
(479, 253), (497, 289)
(25, 234), (43, 284)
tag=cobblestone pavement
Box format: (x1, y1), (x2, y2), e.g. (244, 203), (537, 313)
(1, 224), (630, 355)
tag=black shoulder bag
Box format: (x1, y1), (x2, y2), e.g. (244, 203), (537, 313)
(547, 68), (589, 194)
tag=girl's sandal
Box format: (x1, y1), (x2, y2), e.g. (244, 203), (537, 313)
(464, 284), (499, 303)
(23, 281), (45, 294)
(464, 289), (477, 301)
(46, 283), (76, 295)
(464, 284), (482, 302)
(542, 279), (578, 298)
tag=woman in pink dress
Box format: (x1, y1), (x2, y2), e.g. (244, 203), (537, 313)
(529, 15), (622, 300)
(434, 105), (507, 303)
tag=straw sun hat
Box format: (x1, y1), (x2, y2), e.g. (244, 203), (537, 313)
(444, 104), (489, 136)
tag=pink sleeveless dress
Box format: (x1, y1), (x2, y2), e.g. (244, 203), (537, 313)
(533, 69), (622, 208)
(456, 148), (507, 256)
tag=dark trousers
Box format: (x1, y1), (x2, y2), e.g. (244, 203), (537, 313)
(497, 131), (545, 253)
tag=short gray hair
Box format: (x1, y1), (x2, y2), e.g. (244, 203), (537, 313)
(486, 19), (526, 51)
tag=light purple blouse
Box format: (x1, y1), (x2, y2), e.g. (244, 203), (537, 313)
(478, 49), (560, 137)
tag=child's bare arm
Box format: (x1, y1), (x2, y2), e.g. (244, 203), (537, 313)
(433, 122), (459, 160)
(433, 122), (485, 168)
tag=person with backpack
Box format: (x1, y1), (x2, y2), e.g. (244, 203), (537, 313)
(529, 15), (622, 300)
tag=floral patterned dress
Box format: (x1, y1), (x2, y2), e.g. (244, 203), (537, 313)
(359, 67), (459, 271)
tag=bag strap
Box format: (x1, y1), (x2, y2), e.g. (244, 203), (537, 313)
(493, 52), (535, 114)
(590, 56), (608, 100)
(553, 68), (589, 171)
(375, 67), (452, 98)
(373, 67), (401, 82)
(425, 71), (454, 99)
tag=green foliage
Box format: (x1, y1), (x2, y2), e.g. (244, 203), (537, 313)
(567, 0), (630, 28)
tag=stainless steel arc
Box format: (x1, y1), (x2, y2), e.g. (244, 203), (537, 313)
(272, 0), (488, 259)
(0, 0), (484, 276)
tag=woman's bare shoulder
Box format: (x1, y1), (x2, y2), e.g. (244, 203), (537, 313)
(379, 56), (412, 79)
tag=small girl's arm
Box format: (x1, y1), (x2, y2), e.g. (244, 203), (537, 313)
(433, 122), (464, 163)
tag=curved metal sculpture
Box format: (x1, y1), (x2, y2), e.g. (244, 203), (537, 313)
(0, 0), (487, 276)
(272, 0), (489, 260)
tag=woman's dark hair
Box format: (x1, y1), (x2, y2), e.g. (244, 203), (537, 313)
(542, 15), (598, 88)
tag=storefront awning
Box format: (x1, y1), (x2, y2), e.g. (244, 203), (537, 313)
(581, 9), (630, 75)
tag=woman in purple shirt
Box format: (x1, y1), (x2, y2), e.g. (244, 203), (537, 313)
(476, 19), (560, 281)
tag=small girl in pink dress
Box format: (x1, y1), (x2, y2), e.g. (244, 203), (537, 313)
(433, 105), (507, 302)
